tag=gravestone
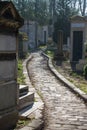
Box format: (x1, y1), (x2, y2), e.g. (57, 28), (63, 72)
(0, 1), (24, 130)
(76, 59), (87, 72)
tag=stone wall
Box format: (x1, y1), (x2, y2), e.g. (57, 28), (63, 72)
(0, 60), (17, 81)
(0, 35), (16, 51)
(20, 20), (49, 48)
(0, 81), (18, 110)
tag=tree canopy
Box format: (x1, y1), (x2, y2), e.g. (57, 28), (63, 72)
(11, 0), (49, 25)
(51, 0), (79, 44)
(5, 0), (87, 43)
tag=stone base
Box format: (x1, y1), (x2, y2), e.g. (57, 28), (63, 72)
(54, 53), (64, 60)
(19, 92), (34, 110)
(76, 59), (86, 72)
(0, 109), (18, 130)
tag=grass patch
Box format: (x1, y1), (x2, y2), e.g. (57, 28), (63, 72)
(68, 77), (87, 94)
(17, 60), (25, 84)
(78, 83), (87, 93)
(67, 78), (74, 83)
(39, 45), (47, 49)
(70, 72), (83, 79)
(53, 60), (87, 94)
(14, 119), (31, 130)
(45, 50), (54, 58)
(37, 90), (43, 99)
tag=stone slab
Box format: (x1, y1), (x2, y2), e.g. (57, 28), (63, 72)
(0, 81), (18, 110)
(19, 85), (29, 97)
(28, 119), (44, 129)
(19, 92), (34, 110)
(76, 63), (84, 71)
(0, 109), (18, 130)
(19, 126), (34, 130)
(19, 102), (44, 118)
(79, 59), (86, 64)
(0, 34), (16, 51)
(0, 60), (17, 81)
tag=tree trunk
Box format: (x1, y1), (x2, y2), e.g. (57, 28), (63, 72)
(82, 0), (86, 16)
(79, 0), (86, 16)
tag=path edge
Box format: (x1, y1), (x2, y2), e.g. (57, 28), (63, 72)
(19, 54), (44, 130)
(42, 52), (87, 103)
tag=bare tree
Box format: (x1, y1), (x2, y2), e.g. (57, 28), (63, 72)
(79, 0), (87, 16)
(74, 0), (78, 8)
(49, 0), (56, 24)
(70, 0), (78, 8)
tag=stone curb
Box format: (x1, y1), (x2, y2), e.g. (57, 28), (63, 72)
(19, 119), (44, 130)
(19, 54), (44, 130)
(42, 52), (87, 103)
(23, 55), (33, 89)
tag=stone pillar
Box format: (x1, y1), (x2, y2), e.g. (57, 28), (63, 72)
(54, 30), (64, 60)
(57, 30), (63, 55)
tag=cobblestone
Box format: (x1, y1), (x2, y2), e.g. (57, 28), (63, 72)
(28, 52), (87, 130)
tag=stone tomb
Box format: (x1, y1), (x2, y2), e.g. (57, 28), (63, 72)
(0, 1), (23, 130)
(70, 15), (87, 62)
(0, 34), (17, 81)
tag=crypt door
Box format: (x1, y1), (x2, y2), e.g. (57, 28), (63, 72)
(72, 31), (83, 61)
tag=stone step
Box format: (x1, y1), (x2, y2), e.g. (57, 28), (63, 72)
(19, 102), (44, 119)
(19, 92), (34, 110)
(19, 85), (29, 97)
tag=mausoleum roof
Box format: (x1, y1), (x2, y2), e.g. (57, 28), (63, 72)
(0, 1), (24, 29)
(71, 15), (87, 22)
(71, 15), (84, 21)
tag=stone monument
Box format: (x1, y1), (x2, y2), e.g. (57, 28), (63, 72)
(54, 30), (64, 60)
(70, 15), (87, 62)
(0, 1), (23, 130)
(70, 15), (87, 71)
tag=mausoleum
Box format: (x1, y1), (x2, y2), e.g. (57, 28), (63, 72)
(70, 15), (87, 62)
(0, 1), (23, 129)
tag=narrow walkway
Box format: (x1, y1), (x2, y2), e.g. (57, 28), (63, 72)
(28, 52), (87, 130)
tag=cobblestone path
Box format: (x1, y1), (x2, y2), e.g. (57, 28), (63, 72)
(28, 52), (87, 130)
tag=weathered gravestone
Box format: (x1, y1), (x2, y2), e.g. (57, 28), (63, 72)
(0, 1), (23, 130)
